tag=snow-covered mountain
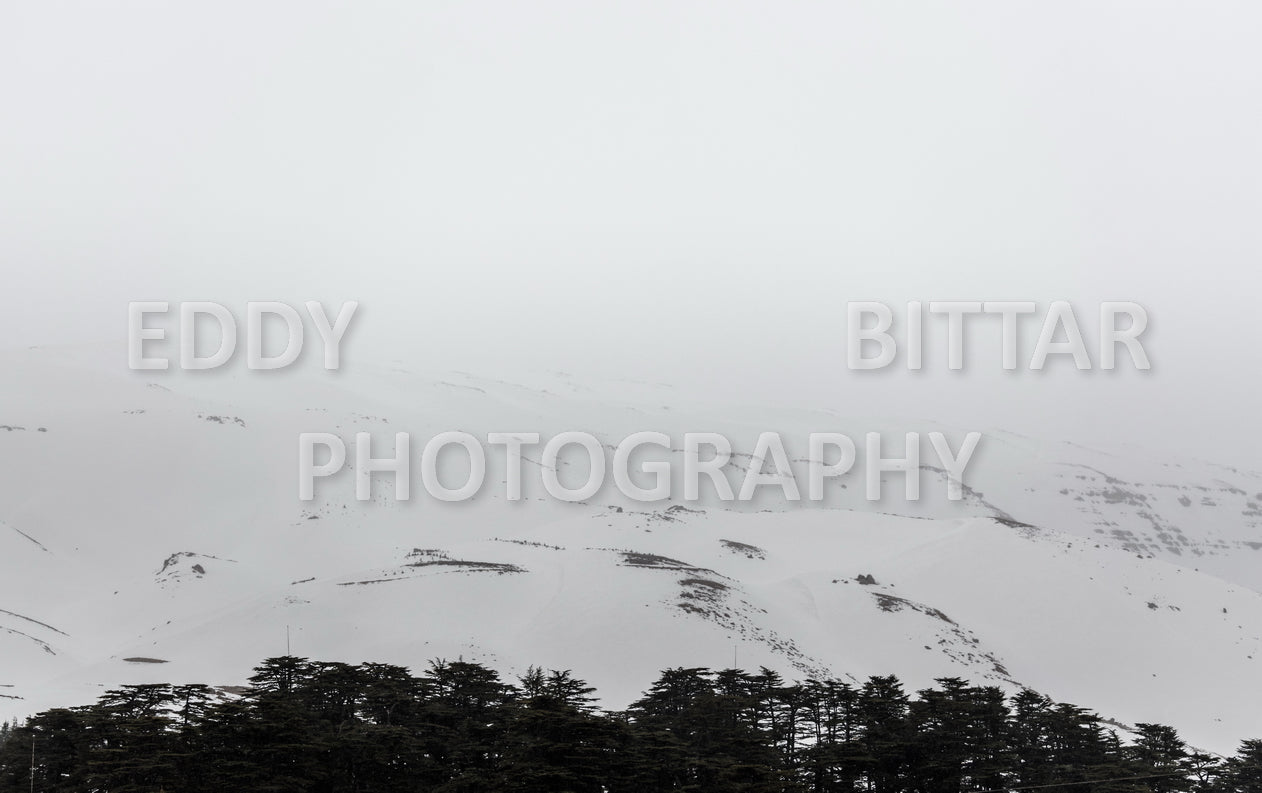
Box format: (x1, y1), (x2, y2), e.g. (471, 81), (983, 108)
(2, 345), (1260, 753)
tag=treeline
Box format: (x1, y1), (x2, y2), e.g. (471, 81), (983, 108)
(0, 656), (1259, 792)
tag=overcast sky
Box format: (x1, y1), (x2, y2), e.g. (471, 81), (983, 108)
(2, 2), (1259, 467)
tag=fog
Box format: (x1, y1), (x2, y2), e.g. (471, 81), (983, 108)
(2, 2), (1259, 467)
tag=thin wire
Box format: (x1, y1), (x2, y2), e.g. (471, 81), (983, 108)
(969, 770), (1188, 793)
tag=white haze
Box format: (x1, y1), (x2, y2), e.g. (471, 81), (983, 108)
(1, 2), (1260, 466)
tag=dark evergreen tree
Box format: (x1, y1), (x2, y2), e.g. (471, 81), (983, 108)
(423, 659), (514, 791)
(0, 653), (1257, 793)
(240, 656), (334, 792)
(83, 684), (182, 792)
(857, 675), (911, 793)
(1219, 740), (1262, 793)
(906, 678), (1012, 793)
(1129, 723), (1192, 793)
(0, 709), (89, 793)
(496, 668), (615, 792)
(796, 678), (865, 793)
(626, 666), (789, 792)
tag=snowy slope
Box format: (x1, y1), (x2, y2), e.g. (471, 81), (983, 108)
(1, 345), (1260, 752)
